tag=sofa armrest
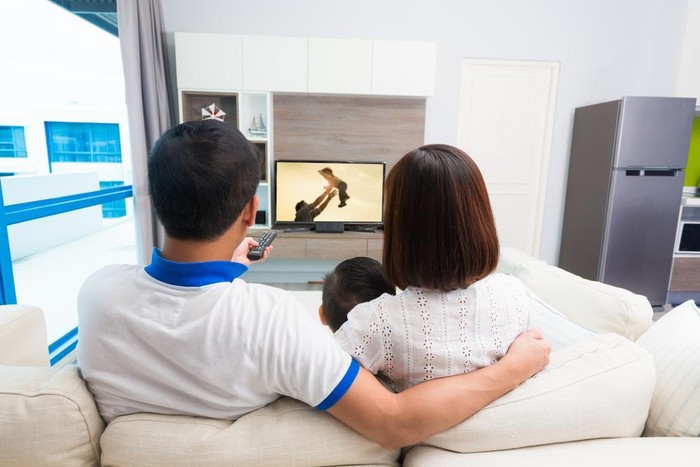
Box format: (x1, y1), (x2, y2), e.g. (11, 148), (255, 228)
(497, 247), (653, 340)
(0, 305), (49, 367)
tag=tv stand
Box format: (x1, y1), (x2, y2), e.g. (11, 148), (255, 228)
(252, 229), (383, 260)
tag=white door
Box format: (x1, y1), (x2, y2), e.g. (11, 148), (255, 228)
(458, 59), (559, 257)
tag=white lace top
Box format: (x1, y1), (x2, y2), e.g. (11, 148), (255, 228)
(333, 273), (531, 392)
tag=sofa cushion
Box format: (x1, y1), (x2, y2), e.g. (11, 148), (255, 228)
(101, 396), (400, 466)
(0, 304), (49, 366)
(0, 364), (104, 466)
(419, 333), (655, 453)
(403, 438), (700, 467)
(636, 300), (700, 437)
(497, 247), (653, 340)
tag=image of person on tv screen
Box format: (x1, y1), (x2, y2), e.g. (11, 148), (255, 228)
(318, 167), (350, 208)
(294, 186), (337, 222)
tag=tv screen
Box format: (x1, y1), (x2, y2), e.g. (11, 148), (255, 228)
(274, 160), (385, 225)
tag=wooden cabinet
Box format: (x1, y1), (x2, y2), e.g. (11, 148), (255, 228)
(241, 36), (308, 92)
(257, 231), (384, 261)
(174, 33), (242, 91)
(308, 38), (373, 94)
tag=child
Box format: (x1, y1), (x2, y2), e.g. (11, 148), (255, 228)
(318, 167), (350, 207)
(333, 144), (533, 392)
(320, 257), (396, 332)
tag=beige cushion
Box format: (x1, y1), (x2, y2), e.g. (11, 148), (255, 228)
(0, 305), (49, 366)
(0, 364), (104, 466)
(420, 334), (655, 453)
(102, 396), (400, 466)
(404, 438), (700, 467)
(497, 247), (653, 340)
(636, 300), (700, 437)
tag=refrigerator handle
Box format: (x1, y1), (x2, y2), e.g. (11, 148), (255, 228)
(624, 169), (680, 177)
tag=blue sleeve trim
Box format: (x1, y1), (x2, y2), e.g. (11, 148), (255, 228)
(315, 359), (360, 411)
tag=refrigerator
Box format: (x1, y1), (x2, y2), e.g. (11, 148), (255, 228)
(559, 96), (696, 307)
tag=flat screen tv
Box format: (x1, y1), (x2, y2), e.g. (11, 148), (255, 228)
(274, 160), (385, 228)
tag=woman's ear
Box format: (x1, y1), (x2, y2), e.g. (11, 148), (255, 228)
(318, 305), (329, 326)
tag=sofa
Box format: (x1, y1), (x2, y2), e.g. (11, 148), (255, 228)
(1, 247), (699, 466)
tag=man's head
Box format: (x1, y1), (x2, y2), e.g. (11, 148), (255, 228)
(148, 120), (260, 241)
(295, 200), (307, 212)
(320, 257), (396, 332)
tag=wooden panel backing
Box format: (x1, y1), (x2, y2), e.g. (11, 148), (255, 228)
(669, 257), (700, 291)
(273, 95), (426, 171)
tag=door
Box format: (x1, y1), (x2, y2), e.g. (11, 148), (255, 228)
(458, 59), (559, 257)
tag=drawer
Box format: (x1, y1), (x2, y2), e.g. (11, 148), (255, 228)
(669, 257), (700, 291)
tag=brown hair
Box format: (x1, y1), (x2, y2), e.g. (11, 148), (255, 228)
(383, 144), (499, 291)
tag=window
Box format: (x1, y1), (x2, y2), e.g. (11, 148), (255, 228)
(99, 181), (127, 218)
(0, 126), (28, 158)
(45, 122), (122, 163)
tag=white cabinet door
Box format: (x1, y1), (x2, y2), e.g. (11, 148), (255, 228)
(174, 33), (242, 91)
(458, 59), (559, 257)
(308, 38), (372, 94)
(242, 36), (308, 92)
(676, 7), (700, 101)
(371, 40), (436, 96)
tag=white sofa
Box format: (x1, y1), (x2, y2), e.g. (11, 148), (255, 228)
(1, 248), (699, 466)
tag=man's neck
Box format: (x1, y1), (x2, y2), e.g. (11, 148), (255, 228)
(160, 224), (246, 263)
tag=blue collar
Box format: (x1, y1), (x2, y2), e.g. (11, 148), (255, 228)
(144, 249), (248, 287)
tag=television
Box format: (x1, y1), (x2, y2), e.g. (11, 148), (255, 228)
(274, 160), (385, 229)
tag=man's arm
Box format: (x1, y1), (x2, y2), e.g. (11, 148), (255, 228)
(308, 187), (333, 209)
(327, 329), (550, 450)
(313, 190), (336, 216)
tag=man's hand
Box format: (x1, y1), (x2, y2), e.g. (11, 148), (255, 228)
(231, 237), (273, 266)
(501, 328), (551, 382)
(328, 190), (338, 199)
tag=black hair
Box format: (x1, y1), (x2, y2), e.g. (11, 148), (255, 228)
(322, 257), (396, 332)
(148, 120), (260, 241)
(295, 200), (306, 212)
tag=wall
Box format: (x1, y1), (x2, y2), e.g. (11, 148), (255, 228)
(161, 0), (689, 264)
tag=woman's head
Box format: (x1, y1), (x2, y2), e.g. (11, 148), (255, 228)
(383, 144), (499, 291)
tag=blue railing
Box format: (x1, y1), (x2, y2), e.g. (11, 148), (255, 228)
(0, 183), (134, 365)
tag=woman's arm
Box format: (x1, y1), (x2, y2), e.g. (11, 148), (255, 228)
(327, 328), (550, 450)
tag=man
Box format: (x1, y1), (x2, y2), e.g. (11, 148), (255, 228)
(77, 120), (549, 449)
(294, 187), (336, 222)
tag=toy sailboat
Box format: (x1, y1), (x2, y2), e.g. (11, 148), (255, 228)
(248, 113), (267, 137)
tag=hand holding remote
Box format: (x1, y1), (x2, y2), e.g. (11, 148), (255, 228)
(246, 231), (277, 262)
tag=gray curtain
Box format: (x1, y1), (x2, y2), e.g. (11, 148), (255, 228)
(117, 0), (171, 264)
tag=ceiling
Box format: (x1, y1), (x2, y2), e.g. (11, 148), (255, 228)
(49, 0), (118, 36)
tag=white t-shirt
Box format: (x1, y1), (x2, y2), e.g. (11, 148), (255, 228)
(78, 249), (358, 423)
(333, 273), (530, 392)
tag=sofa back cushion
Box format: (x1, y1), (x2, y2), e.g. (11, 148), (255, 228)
(101, 396), (400, 466)
(636, 300), (700, 437)
(0, 305), (49, 366)
(0, 364), (104, 466)
(497, 247), (653, 340)
(419, 334), (655, 453)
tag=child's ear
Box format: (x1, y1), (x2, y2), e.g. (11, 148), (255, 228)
(318, 305), (329, 326)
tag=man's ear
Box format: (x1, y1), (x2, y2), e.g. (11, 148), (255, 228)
(318, 305), (329, 326)
(242, 195), (260, 227)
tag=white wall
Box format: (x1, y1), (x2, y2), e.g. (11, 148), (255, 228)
(161, 0), (689, 264)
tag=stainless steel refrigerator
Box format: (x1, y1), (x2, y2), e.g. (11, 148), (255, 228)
(559, 96), (696, 306)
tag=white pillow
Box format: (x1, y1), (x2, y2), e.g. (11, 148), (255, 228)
(525, 286), (595, 351)
(420, 334), (655, 453)
(498, 247), (653, 340)
(636, 300), (700, 437)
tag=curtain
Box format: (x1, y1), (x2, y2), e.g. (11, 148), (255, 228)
(117, 0), (171, 264)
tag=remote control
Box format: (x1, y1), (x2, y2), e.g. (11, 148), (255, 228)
(247, 231), (277, 261)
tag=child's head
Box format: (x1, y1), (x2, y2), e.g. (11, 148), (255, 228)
(148, 120), (260, 241)
(383, 144), (499, 291)
(320, 257), (395, 332)
(319, 167), (333, 175)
